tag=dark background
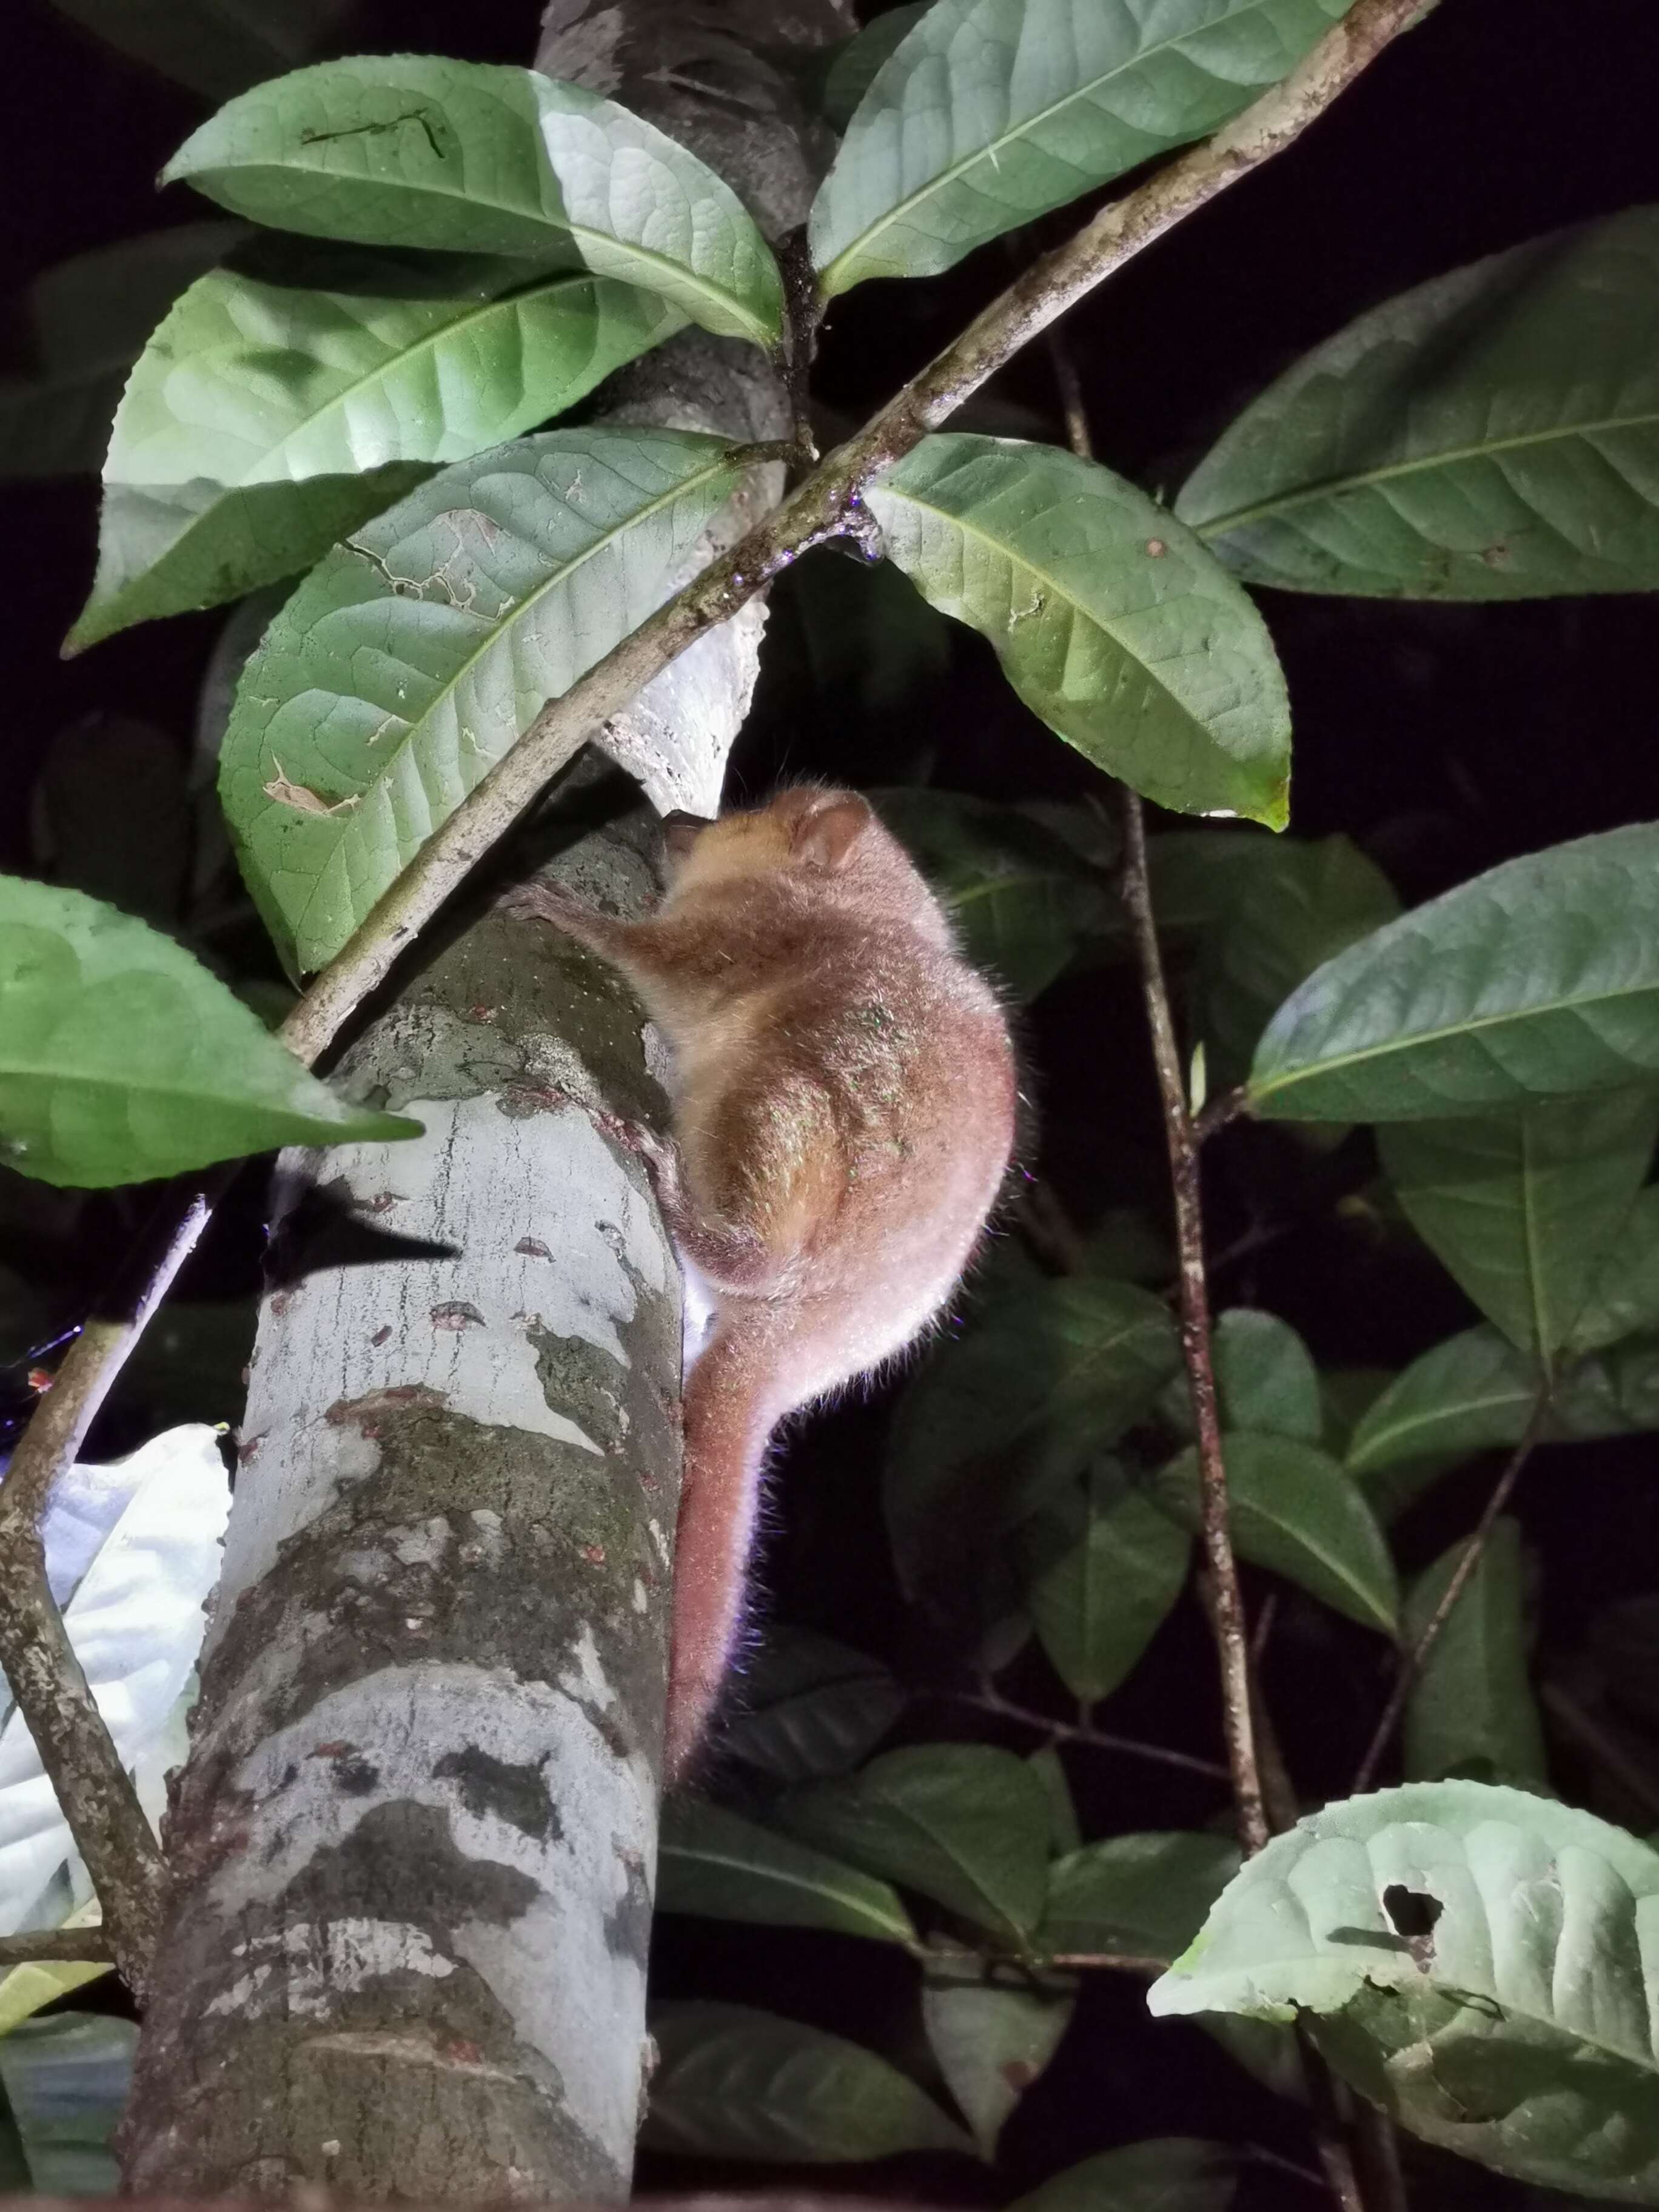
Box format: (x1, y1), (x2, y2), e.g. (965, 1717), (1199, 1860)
(4, 2), (1658, 2204)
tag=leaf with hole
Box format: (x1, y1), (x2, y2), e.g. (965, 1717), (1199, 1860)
(870, 437), (1290, 827)
(1149, 1780), (1659, 2198)
(809, 0), (1356, 297)
(0, 879), (417, 1185)
(219, 427), (748, 976)
(921, 1943), (1075, 2156)
(1179, 207), (1659, 600)
(885, 1273), (1180, 1606)
(1038, 1831), (1239, 1966)
(164, 58), (783, 344)
(1155, 1432), (1398, 1632)
(66, 252), (684, 649)
(1250, 825), (1659, 1121)
(643, 2002), (971, 2161)
(656, 1798), (914, 1946)
(775, 1744), (1050, 1948)
(872, 788), (1111, 1002)
(1379, 1094), (1659, 1360)
(1012, 2140), (1239, 2212)
(0, 225), (244, 483)
(1022, 1457), (1191, 1704)
(1403, 1520), (1547, 1790)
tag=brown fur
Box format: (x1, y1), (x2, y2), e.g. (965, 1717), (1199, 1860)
(511, 788), (1016, 1777)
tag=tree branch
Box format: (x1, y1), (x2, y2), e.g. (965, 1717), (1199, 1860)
(0, 0), (1431, 1992)
(960, 1686), (1230, 1781)
(1352, 1386), (1553, 1794)
(0, 1928), (116, 1968)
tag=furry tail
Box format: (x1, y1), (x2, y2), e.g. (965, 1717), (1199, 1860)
(665, 1310), (784, 1780)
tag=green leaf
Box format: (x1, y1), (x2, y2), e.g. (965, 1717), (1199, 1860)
(1214, 1308), (1322, 1442)
(220, 426), (748, 975)
(1250, 825), (1659, 1122)
(0, 2014), (136, 2194)
(809, 3), (928, 132)
(164, 59), (784, 346)
(0, 876), (418, 1187)
(1145, 826), (1293, 937)
(809, 0), (1355, 298)
(0, 225), (244, 483)
(885, 1275), (1181, 1604)
(921, 1943), (1075, 2157)
(657, 1797), (914, 1946)
(1569, 1187), (1659, 1354)
(1038, 1831), (1240, 1966)
(776, 1744), (1050, 1948)
(717, 1627), (906, 1784)
(871, 788), (1111, 1002)
(1155, 1432), (1398, 1632)
(868, 436), (1291, 828)
(1178, 207), (1659, 600)
(1380, 1095), (1659, 1361)
(643, 2002), (971, 2162)
(1029, 1748), (1082, 1857)
(48, 0), (349, 102)
(1404, 1520), (1548, 1789)
(1148, 1780), (1659, 2199)
(1022, 1457), (1191, 1704)
(1012, 2140), (1239, 2212)
(0, 1905), (111, 2040)
(66, 253), (684, 650)
(1197, 834), (1399, 1088)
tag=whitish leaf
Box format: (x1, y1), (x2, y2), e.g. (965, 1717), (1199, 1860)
(1022, 1457), (1191, 1704)
(1013, 2140), (1238, 2212)
(1198, 834), (1399, 1088)
(1155, 1433), (1398, 1632)
(1029, 1748), (1081, 1856)
(1149, 1780), (1659, 2198)
(1404, 1520), (1547, 1789)
(219, 427), (748, 976)
(872, 788), (1111, 1002)
(1214, 1309), (1322, 1442)
(1250, 825), (1659, 1122)
(0, 2014), (136, 2194)
(921, 1943), (1075, 2156)
(811, 4), (928, 131)
(1570, 1187), (1659, 1354)
(868, 436), (1292, 828)
(0, 877), (417, 1186)
(657, 1798), (914, 1946)
(885, 1275), (1181, 1604)
(719, 1628), (906, 1784)
(164, 59), (784, 345)
(0, 1429), (227, 1935)
(49, 0), (347, 101)
(1039, 1831), (1239, 1965)
(0, 225), (243, 482)
(1179, 208), (1659, 600)
(810, 0), (1355, 298)
(643, 2002), (971, 2161)
(67, 253), (684, 650)
(1380, 1096), (1659, 1361)
(776, 1744), (1050, 1947)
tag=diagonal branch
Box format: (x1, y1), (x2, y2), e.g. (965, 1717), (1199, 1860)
(2, 0), (1435, 1992)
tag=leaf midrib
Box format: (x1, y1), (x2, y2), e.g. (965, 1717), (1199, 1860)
(1235, 1466), (1393, 1631)
(279, 444), (740, 947)
(661, 1839), (909, 1940)
(0, 1056), (344, 1124)
(1347, 1382), (1531, 1473)
(1193, 407), (1659, 540)
(820, 0), (1303, 290)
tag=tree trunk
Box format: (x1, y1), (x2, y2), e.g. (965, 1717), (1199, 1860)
(119, 4), (845, 2197)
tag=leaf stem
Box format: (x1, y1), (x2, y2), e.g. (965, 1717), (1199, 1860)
(1352, 1384), (1553, 1793)
(960, 1686), (1230, 1781)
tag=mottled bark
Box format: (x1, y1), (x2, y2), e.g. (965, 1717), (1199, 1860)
(121, 2), (846, 2198)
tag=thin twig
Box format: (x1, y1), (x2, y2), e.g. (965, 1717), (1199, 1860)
(960, 1688), (1230, 1781)
(1195, 1085), (1249, 1142)
(1041, 1952), (1169, 1974)
(0, 0), (1432, 1993)
(1247, 2145), (1333, 2194)
(1353, 1387), (1552, 1794)
(1541, 1680), (1659, 1828)
(0, 1928), (116, 1968)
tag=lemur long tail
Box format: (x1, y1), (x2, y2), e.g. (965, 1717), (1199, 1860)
(665, 1309), (788, 1779)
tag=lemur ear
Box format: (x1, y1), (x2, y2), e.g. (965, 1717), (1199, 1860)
(793, 794), (873, 871)
(662, 811), (713, 863)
